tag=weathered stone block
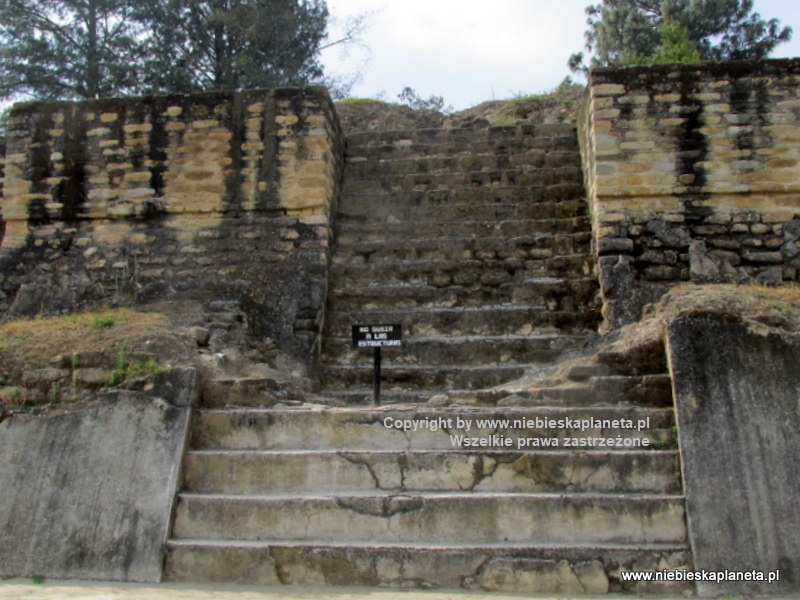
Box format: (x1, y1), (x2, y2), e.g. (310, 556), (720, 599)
(668, 316), (800, 595)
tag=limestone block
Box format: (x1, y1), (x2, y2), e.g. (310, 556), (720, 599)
(87, 127), (112, 137)
(594, 83), (626, 96)
(124, 171), (154, 184)
(762, 210), (796, 223)
(124, 123), (153, 134)
(191, 119), (220, 129)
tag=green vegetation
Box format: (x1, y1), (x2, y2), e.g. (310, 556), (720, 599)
(92, 316), (116, 330)
(109, 338), (169, 387)
(570, 0), (792, 72)
(619, 20), (701, 66)
(337, 98), (390, 106)
(0, 309), (176, 413)
(0, 0), (366, 102)
(650, 425), (679, 451)
(396, 86), (452, 114)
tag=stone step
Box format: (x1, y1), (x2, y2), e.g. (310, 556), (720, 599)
(341, 167), (584, 195)
(317, 388), (453, 405)
(332, 233), (592, 265)
(190, 406), (676, 451)
(164, 539), (691, 593)
(320, 334), (591, 367)
(338, 198), (589, 223)
(339, 182), (586, 206)
(320, 363), (530, 391)
(334, 217), (592, 243)
(201, 376), (307, 409)
(328, 278), (599, 311)
(171, 491), (686, 546)
(324, 305), (599, 338)
(345, 124), (579, 153)
(492, 377), (674, 410)
(182, 449), (682, 495)
(329, 256), (594, 288)
(344, 150), (581, 179)
(344, 143), (581, 165)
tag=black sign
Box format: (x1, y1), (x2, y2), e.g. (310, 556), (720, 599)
(352, 324), (402, 348)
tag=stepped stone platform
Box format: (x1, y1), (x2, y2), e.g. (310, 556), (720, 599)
(318, 124), (600, 405)
(164, 123), (691, 593)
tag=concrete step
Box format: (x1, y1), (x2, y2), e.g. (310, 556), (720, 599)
(331, 233), (592, 265)
(182, 449), (682, 495)
(171, 491), (686, 546)
(328, 278), (599, 311)
(163, 539), (691, 592)
(341, 167), (584, 195)
(329, 256), (594, 288)
(320, 334), (591, 366)
(324, 305), (600, 337)
(190, 406), (676, 451)
(335, 217), (592, 241)
(338, 198), (589, 223)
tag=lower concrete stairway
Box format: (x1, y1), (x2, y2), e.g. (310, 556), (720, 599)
(163, 124), (691, 593)
(164, 352), (689, 592)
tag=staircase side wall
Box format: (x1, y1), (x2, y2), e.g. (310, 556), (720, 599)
(667, 315), (800, 595)
(581, 59), (800, 329)
(0, 88), (343, 367)
(0, 368), (198, 582)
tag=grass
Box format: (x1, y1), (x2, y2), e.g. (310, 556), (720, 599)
(0, 308), (180, 412)
(337, 97), (390, 106)
(92, 315), (116, 329)
(107, 338), (170, 387)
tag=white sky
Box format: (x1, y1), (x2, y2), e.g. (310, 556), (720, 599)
(321, 0), (800, 110)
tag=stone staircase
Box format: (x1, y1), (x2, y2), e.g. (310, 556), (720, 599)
(163, 124), (691, 593)
(164, 351), (688, 592)
(319, 125), (600, 403)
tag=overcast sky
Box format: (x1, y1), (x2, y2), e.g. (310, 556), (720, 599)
(320, 0), (800, 110)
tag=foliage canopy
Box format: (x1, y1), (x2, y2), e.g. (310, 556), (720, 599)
(0, 0), (345, 102)
(569, 0), (792, 71)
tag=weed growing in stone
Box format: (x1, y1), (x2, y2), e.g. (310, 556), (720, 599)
(108, 338), (169, 387)
(109, 339), (130, 386)
(92, 315), (116, 329)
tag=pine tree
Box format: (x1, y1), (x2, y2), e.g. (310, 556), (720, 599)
(0, 0), (144, 100)
(569, 0), (792, 72)
(137, 0), (329, 94)
(0, 0), (336, 102)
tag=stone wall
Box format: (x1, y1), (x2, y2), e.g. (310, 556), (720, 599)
(582, 60), (800, 328)
(0, 368), (198, 582)
(668, 315), (800, 595)
(0, 88), (343, 367)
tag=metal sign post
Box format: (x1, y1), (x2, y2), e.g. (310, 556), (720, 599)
(352, 324), (402, 405)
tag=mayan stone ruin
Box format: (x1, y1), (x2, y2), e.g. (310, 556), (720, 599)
(0, 59), (799, 595)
